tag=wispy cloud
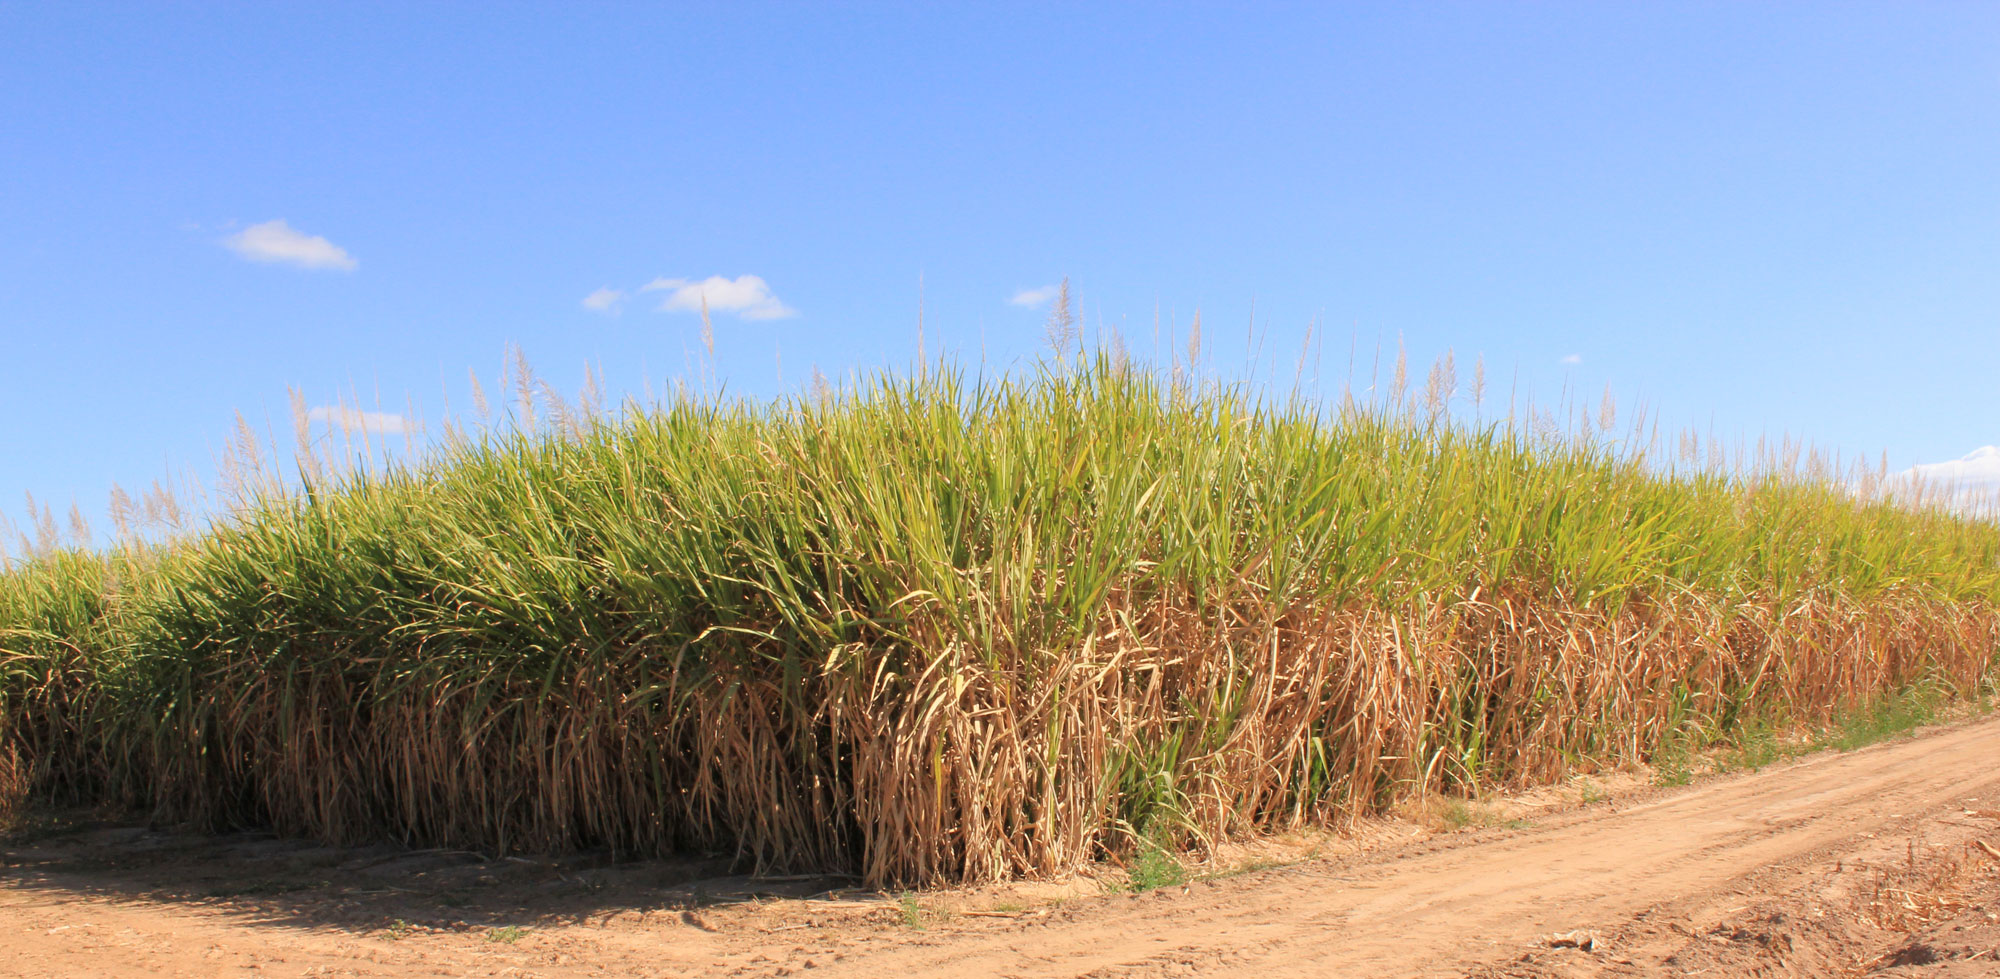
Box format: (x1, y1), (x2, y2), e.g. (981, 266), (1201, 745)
(641, 274), (796, 320)
(223, 220), (357, 271)
(1887, 446), (2000, 517)
(581, 287), (625, 314)
(1559, 353), (1582, 365)
(1008, 285), (1059, 307)
(307, 405), (417, 435)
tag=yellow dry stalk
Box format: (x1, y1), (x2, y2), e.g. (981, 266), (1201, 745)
(0, 353), (1997, 885)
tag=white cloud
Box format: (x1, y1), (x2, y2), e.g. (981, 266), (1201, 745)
(641, 274), (796, 320)
(1559, 354), (1582, 365)
(308, 405), (418, 435)
(1008, 285), (1059, 307)
(223, 220), (358, 271)
(1886, 446), (2000, 517)
(582, 287), (625, 314)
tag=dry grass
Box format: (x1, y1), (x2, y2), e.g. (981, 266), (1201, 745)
(0, 742), (22, 831)
(2, 353), (1998, 885)
(1862, 838), (1995, 938)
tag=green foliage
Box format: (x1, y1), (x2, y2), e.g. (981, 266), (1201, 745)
(895, 892), (928, 929)
(1683, 683), (1954, 779)
(1, 354), (1997, 884)
(1821, 684), (1945, 753)
(1723, 719), (1790, 772)
(1438, 800), (1479, 831)
(1650, 728), (1703, 787)
(1434, 799), (1532, 832)
(1573, 777), (1606, 805)
(1123, 831), (1189, 893)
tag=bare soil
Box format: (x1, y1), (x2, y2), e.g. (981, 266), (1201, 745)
(5, 715), (2000, 978)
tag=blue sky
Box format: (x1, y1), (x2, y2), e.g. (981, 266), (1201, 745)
(3, 2), (1997, 546)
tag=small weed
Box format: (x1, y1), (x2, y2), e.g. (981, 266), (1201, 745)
(1435, 799), (1529, 832)
(896, 892), (927, 929)
(1574, 777), (1606, 805)
(1651, 736), (1700, 787)
(486, 925), (526, 944)
(1125, 834), (1189, 892)
(386, 919), (412, 940)
(1438, 800), (1477, 831)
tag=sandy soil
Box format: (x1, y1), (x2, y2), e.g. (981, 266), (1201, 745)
(4, 716), (2000, 978)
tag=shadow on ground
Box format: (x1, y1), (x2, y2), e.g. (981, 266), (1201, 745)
(0, 808), (885, 937)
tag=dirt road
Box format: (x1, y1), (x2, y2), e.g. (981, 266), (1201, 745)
(5, 716), (2000, 978)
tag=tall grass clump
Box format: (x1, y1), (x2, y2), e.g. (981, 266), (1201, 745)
(2, 353), (1997, 883)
